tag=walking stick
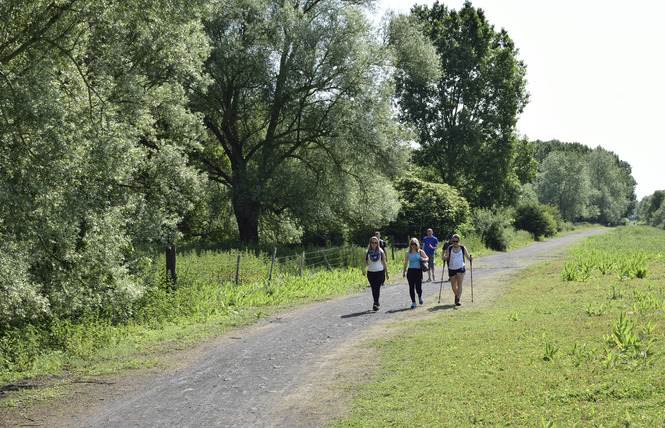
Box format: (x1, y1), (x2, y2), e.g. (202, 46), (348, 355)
(470, 259), (473, 303)
(438, 258), (446, 303)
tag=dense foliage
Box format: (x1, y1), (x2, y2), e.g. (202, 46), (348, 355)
(387, 176), (471, 241)
(513, 201), (558, 239)
(0, 1), (644, 338)
(635, 190), (665, 229)
(0, 0), (209, 325)
(393, 1), (530, 209)
(534, 143), (635, 224)
(187, 0), (407, 243)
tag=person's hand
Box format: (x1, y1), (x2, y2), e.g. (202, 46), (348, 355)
(362, 270), (366, 276)
(402, 272), (406, 278)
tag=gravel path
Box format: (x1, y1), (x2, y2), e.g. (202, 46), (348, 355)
(72, 229), (607, 428)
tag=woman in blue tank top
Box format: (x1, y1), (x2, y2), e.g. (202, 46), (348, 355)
(402, 237), (429, 308)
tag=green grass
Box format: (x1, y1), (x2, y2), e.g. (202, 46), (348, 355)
(0, 223), (608, 409)
(331, 225), (665, 427)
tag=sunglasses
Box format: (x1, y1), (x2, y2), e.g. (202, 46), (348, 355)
(452, 240), (459, 243)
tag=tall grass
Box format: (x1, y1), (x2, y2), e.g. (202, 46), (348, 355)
(332, 225), (665, 427)
(0, 245), (373, 384)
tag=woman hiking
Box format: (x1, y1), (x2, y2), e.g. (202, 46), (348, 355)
(362, 236), (389, 311)
(444, 234), (473, 306)
(402, 237), (429, 308)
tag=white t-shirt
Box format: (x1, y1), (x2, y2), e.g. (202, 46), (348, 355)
(448, 247), (465, 270)
(365, 250), (385, 272)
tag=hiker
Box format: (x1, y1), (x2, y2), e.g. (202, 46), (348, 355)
(402, 237), (428, 308)
(441, 234), (454, 282)
(444, 234), (472, 306)
(362, 235), (389, 311)
(375, 231), (387, 253)
(422, 228), (439, 282)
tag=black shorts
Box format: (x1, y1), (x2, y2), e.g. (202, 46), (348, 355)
(448, 266), (466, 277)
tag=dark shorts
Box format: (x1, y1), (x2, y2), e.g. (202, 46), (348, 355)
(448, 266), (466, 277)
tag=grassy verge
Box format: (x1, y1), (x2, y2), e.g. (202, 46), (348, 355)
(0, 223), (603, 409)
(331, 225), (665, 427)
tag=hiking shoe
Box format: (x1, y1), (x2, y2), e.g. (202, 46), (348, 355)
(419, 297), (424, 305)
(411, 302), (417, 309)
(373, 304), (379, 311)
(432, 276), (436, 281)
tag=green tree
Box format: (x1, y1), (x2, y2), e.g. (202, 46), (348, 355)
(189, 0), (406, 243)
(394, 1), (529, 208)
(636, 190), (665, 228)
(0, 0), (209, 324)
(388, 176), (470, 240)
(513, 201), (558, 239)
(586, 147), (635, 225)
(535, 151), (597, 222)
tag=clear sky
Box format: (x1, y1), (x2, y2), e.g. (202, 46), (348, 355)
(375, 0), (665, 200)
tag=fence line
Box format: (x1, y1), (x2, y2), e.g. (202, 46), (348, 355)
(166, 241), (421, 288)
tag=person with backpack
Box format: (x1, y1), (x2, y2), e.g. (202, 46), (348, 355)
(441, 234), (454, 282)
(375, 231), (387, 253)
(402, 237), (429, 308)
(444, 234), (473, 306)
(422, 228), (439, 282)
(362, 235), (389, 311)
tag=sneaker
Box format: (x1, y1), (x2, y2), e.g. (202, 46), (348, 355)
(432, 276), (436, 281)
(411, 302), (417, 309)
(419, 297), (424, 305)
(373, 304), (379, 311)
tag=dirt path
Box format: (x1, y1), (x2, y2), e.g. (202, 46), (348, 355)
(2, 229), (607, 427)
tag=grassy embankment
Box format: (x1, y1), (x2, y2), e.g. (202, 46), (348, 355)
(331, 225), (665, 427)
(0, 224), (598, 407)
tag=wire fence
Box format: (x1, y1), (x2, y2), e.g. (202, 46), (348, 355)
(166, 241), (414, 287)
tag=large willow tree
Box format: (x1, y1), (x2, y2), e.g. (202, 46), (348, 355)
(189, 0), (406, 243)
(0, 0), (209, 324)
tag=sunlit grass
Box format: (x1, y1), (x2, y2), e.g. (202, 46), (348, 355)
(332, 225), (665, 427)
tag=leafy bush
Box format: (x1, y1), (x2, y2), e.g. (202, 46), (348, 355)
(472, 208), (512, 251)
(388, 176), (471, 241)
(513, 201), (558, 239)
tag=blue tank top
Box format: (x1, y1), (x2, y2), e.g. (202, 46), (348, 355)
(408, 252), (421, 268)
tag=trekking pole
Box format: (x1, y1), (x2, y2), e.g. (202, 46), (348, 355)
(470, 259), (473, 303)
(438, 258), (445, 303)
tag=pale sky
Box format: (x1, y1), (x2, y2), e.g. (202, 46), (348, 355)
(375, 0), (665, 200)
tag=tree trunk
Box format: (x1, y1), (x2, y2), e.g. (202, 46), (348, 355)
(235, 209), (260, 243)
(166, 245), (177, 286)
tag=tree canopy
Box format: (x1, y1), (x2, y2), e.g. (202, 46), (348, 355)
(392, 1), (530, 209)
(188, 0), (407, 243)
(0, 0), (209, 323)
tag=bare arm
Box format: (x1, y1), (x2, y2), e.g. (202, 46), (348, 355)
(403, 252), (409, 277)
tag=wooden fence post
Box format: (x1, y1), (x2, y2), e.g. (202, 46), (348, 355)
(166, 245), (177, 287)
(235, 254), (241, 286)
(321, 249), (332, 272)
(269, 247), (277, 281)
(300, 251), (305, 277)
